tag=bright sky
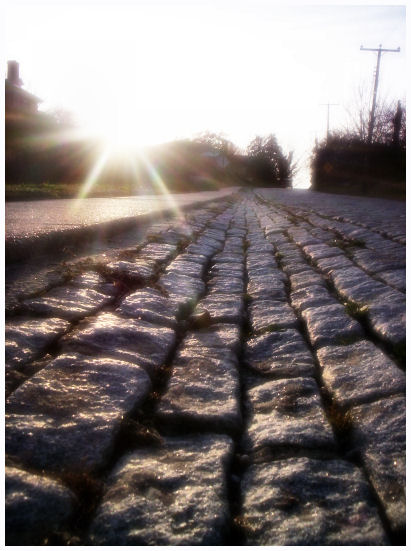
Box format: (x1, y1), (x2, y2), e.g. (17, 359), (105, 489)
(4, 0), (407, 187)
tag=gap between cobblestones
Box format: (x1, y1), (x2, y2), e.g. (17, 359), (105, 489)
(223, 217), (249, 546)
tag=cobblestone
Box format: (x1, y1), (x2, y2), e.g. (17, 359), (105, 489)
(23, 286), (113, 321)
(315, 253), (354, 273)
(157, 352), (241, 434)
(243, 377), (335, 452)
(61, 312), (176, 377)
(301, 302), (364, 348)
(88, 435), (233, 545)
(70, 270), (117, 294)
(208, 274), (244, 295)
(366, 293), (406, 347)
(289, 269), (327, 290)
(138, 242), (177, 263)
(290, 284), (335, 313)
(350, 396), (405, 536)
(247, 273), (287, 301)
(209, 261), (244, 277)
(6, 317), (71, 370)
(376, 268), (406, 292)
(165, 258), (206, 279)
(331, 266), (387, 303)
(183, 324), (242, 355)
(5, 466), (76, 545)
(5, 190), (405, 545)
(191, 294), (244, 324)
(352, 248), (405, 274)
(116, 287), (177, 328)
(241, 457), (388, 545)
(158, 272), (205, 310)
(6, 353), (151, 472)
(249, 299), (298, 333)
(245, 329), (316, 379)
(316, 341), (405, 408)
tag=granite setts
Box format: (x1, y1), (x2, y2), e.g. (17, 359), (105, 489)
(350, 396), (406, 534)
(316, 341), (405, 408)
(240, 457), (388, 545)
(6, 353), (152, 472)
(5, 191), (405, 545)
(88, 435), (234, 545)
(5, 466), (76, 546)
(243, 377), (336, 452)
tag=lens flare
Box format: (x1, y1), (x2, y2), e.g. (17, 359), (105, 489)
(75, 146), (111, 202)
(136, 150), (181, 218)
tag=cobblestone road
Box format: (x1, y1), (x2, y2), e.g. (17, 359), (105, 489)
(5, 189), (405, 545)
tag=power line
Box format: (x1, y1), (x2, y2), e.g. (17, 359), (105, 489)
(360, 44), (400, 143)
(319, 103), (339, 142)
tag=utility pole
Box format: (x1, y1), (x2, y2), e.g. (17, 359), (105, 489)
(320, 103), (339, 143)
(360, 44), (400, 143)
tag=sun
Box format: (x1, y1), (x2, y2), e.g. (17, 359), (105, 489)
(92, 115), (144, 154)
(81, 100), (158, 155)
(82, 99), (190, 156)
(72, 101), (185, 203)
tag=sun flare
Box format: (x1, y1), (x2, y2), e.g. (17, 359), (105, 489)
(90, 116), (144, 154)
(82, 99), (176, 156)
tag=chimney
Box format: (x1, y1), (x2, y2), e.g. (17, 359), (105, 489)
(7, 60), (23, 86)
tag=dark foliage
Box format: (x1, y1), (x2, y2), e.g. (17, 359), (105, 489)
(5, 110), (98, 185)
(6, 108), (295, 197)
(311, 135), (405, 199)
(5, 114), (234, 194)
(311, 102), (406, 199)
(246, 134), (294, 187)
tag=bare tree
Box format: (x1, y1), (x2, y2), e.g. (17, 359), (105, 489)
(344, 83), (405, 146)
(344, 83), (369, 141)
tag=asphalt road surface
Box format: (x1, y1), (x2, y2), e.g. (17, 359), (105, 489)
(5, 189), (238, 241)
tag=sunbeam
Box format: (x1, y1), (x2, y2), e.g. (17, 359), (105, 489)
(136, 150), (182, 219)
(73, 146), (111, 205)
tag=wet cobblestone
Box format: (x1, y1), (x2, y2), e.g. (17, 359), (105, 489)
(5, 190), (405, 545)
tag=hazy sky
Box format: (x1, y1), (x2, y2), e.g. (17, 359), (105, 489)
(4, 0), (407, 187)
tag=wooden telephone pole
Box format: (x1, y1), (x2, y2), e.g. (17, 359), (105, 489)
(320, 103), (339, 142)
(360, 44), (400, 143)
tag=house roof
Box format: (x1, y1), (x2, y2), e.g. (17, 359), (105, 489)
(5, 80), (42, 104)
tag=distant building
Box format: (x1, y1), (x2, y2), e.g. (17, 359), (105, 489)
(5, 61), (42, 117)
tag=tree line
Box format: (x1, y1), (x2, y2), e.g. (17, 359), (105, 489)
(311, 98), (406, 199)
(193, 131), (295, 188)
(6, 108), (296, 194)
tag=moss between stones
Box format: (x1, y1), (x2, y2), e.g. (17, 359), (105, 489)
(344, 301), (368, 319)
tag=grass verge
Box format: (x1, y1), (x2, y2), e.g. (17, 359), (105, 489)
(6, 181), (136, 201)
